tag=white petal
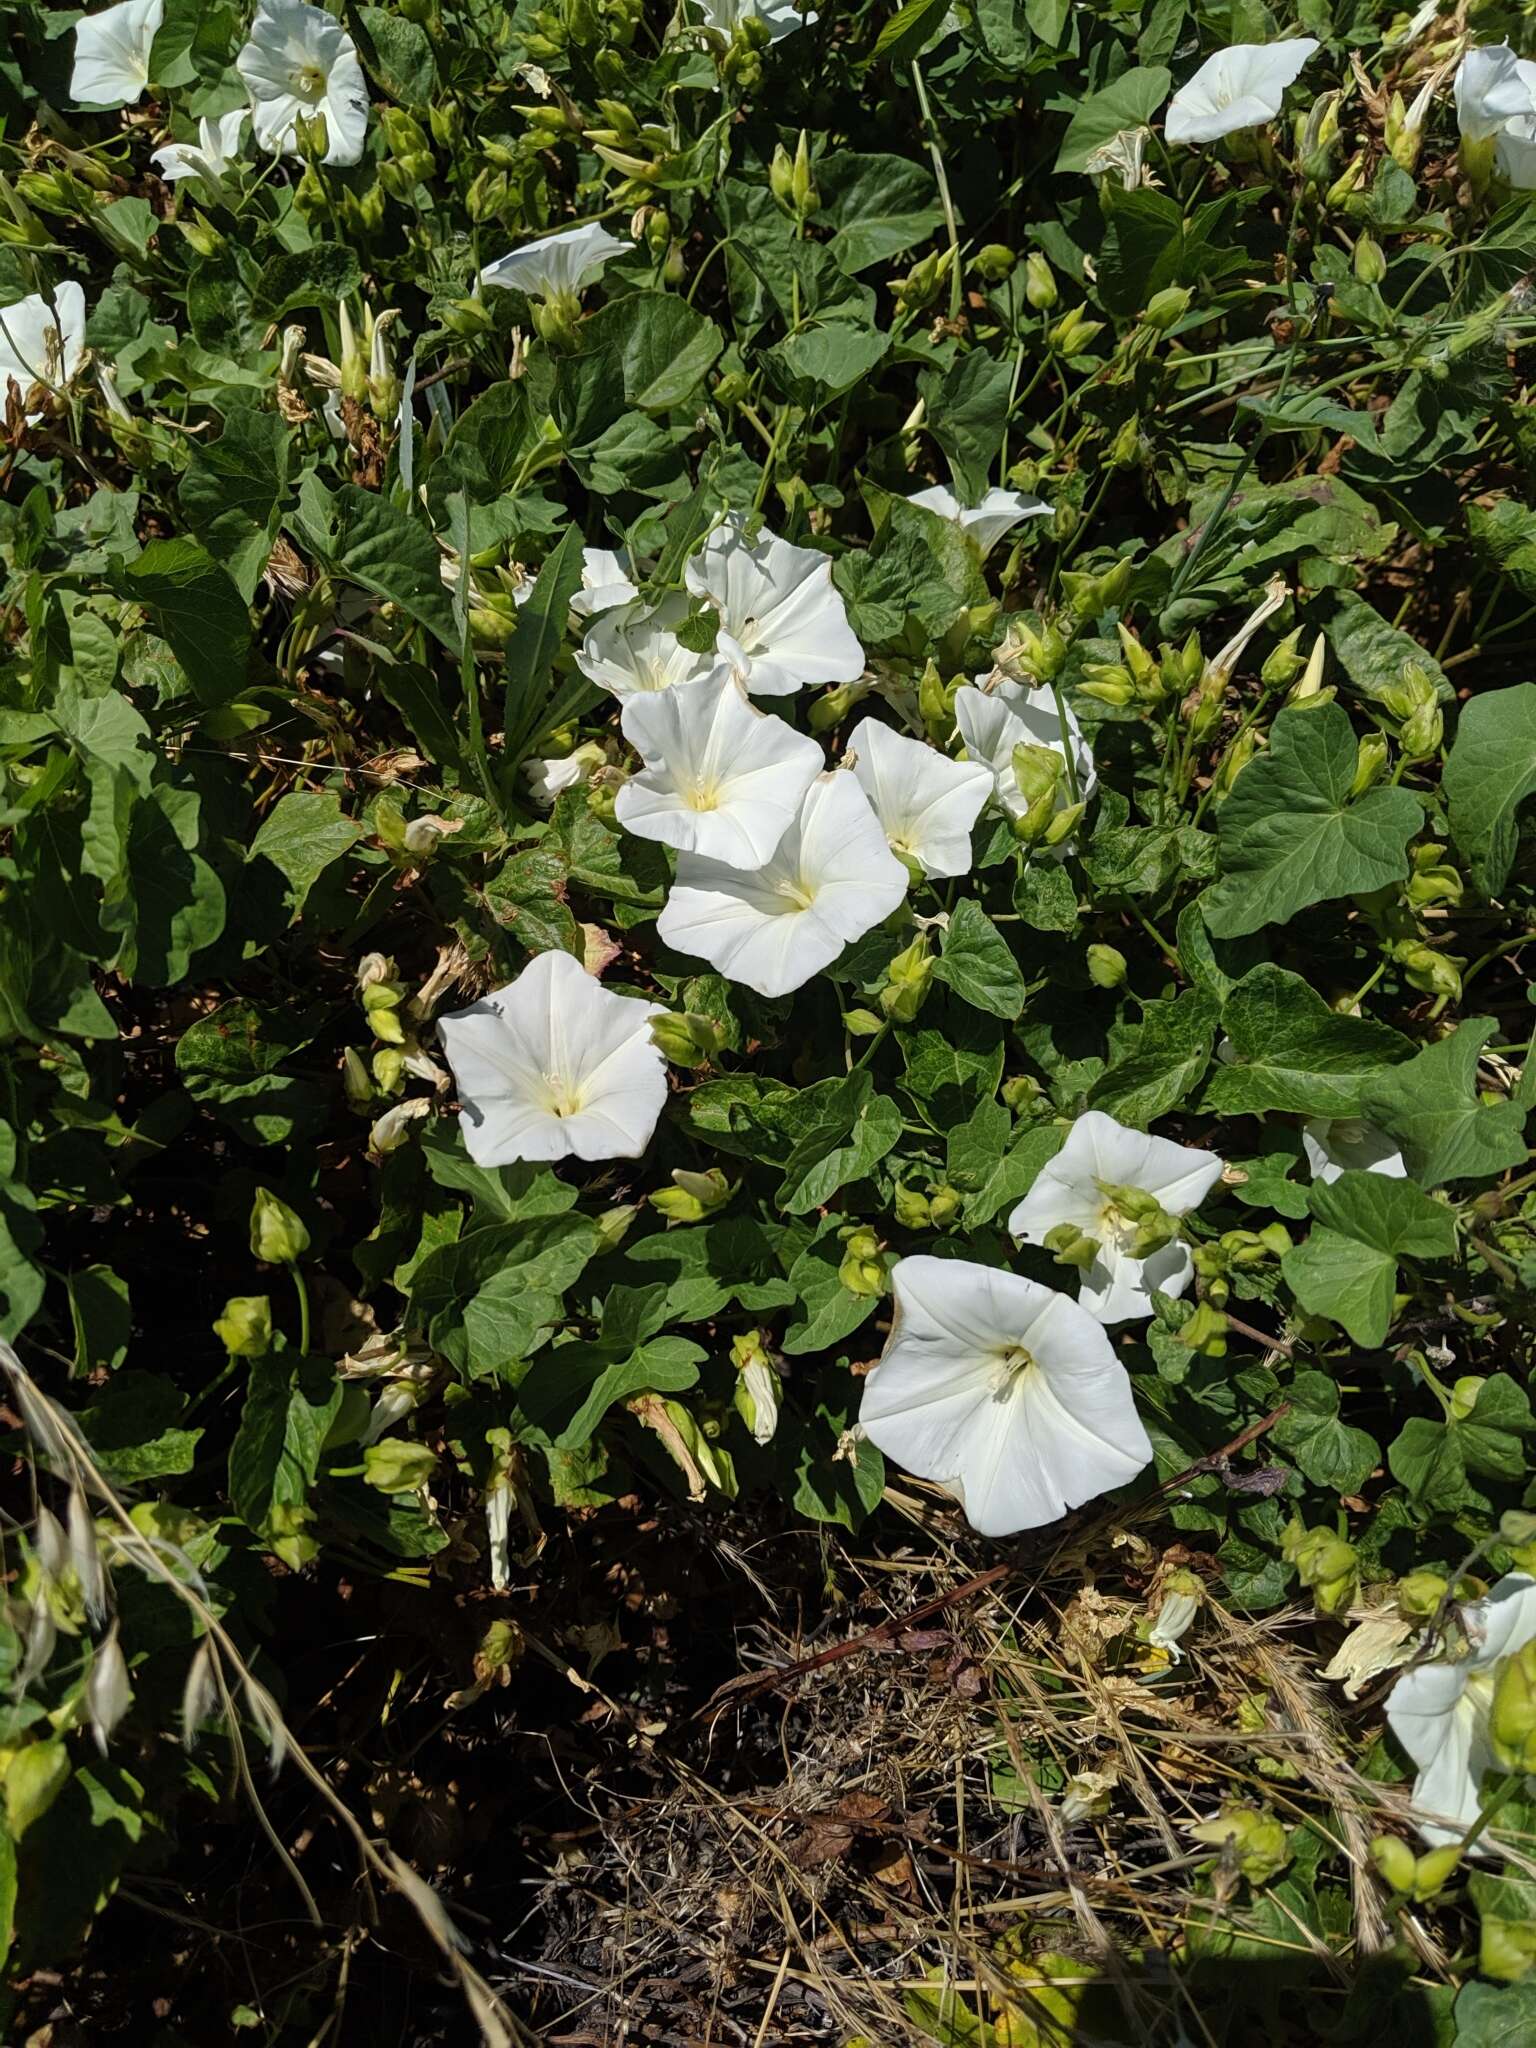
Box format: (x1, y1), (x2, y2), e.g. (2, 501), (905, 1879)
(685, 515), (864, 697)
(858, 1257), (1152, 1537)
(1464, 1572), (1536, 1670)
(72, 0), (163, 106)
(0, 283), (89, 424)
(846, 717), (991, 879)
(657, 772), (907, 997)
(1387, 1663), (1488, 1845)
(480, 224), (630, 298)
(692, 0), (815, 38)
(1455, 45), (1536, 141)
(616, 668), (822, 868)
(907, 484), (1053, 558)
(437, 949), (667, 1165)
(570, 545), (639, 618)
(1076, 1239), (1194, 1325)
(575, 594), (718, 700)
(955, 678), (1095, 821)
(1301, 1118), (1408, 1183)
(1164, 39), (1319, 145)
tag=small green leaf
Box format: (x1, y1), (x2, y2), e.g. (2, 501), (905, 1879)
(933, 899), (1026, 1018)
(1203, 964), (1414, 1118)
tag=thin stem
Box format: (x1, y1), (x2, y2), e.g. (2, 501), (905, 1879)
(293, 1266), (312, 1358)
(911, 61), (963, 323)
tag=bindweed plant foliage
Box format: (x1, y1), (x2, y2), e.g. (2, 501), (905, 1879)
(6, 0), (1536, 2031)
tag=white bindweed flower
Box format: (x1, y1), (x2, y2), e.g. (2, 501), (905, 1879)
(616, 666), (823, 868)
(906, 483), (1053, 559)
(71, 0), (163, 106)
(85, 1627), (133, 1753)
(685, 514), (864, 698)
(1009, 1110), (1225, 1325)
(1497, 95), (1536, 186)
(523, 741), (604, 807)
(1301, 1116), (1408, 1185)
(1164, 39), (1319, 145)
(480, 224), (629, 300)
(857, 1256), (1154, 1537)
(954, 675), (1096, 825)
(152, 108), (248, 186)
(1386, 1574), (1536, 1845)
(571, 545), (639, 619)
(237, 0), (370, 168)
(0, 284), (89, 425)
(1322, 1608), (1414, 1701)
(692, 0), (816, 41)
(657, 771), (907, 997)
(1454, 45), (1536, 141)
(575, 594), (720, 700)
(845, 717), (991, 880)
(437, 948), (668, 1166)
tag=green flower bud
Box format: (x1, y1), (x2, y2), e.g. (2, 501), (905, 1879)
(1261, 628), (1305, 689)
(1000, 1075), (1040, 1111)
(250, 1188), (310, 1266)
(1481, 1912), (1536, 1981)
(1392, 940), (1462, 1005)
(1176, 1299), (1229, 1358)
(1048, 304), (1105, 354)
(1370, 1834), (1417, 1893)
(1491, 1640), (1536, 1773)
(975, 242), (1016, 283)
(652, 1167), (734, 1224)
(1350, 732), (1389, 796)
(594, 1204), (639, 1252)
(1396, 1570), (1448, 1622)
(1291, 1527), (1358, 1618)
(844, 1007), (884, 1036)
(809, 678), (873, 732)
(1353, 232), (1388, 286)
(1110, 416), (1141, 468)
(381, 107), (431, 160)
(363, 1440), (437, 1494)
(1190, 1802), (1292, 1886)
(650, 1009), (725, 1067)
(1412, 1844), (1462, 1900)
(1086, 943), (1126, 989)
(838, 1225), (888, 1297)
(769, 142), (795, 208)
(878, 935), (933, 1023)
(893, 1185), (931, 1230)
(1079, 667), (1136, 708)
(429, 100), (463, 150)
(1044, 1222), (1099, 1271)
(927, 1185), (962, 1227)
(1143, 284), (1192, 331)
(372, 1046), (405, 1094)
(1024, 251), (1057, 310)
(214, 1295), (273, 1359)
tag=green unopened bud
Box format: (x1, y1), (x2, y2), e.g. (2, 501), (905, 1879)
(1481, 1911), (1536, 1981)
(838, 1225), (887, 1297)
(878, 935), (933, 1023)
(1024, 251), (1057, 309)
(1353, 233), (1387, 286)
(594, 1204), (639, 1252)
(1079, 667), (1136, 708)
(1292, 1527), (1358, 1617)
(1400, 699), (1443, 760)
(1214, 727), (1259, 799)
(893, 1185), (931, 1229)
(1176, 1299), (1229, 1357)
(1110, 416), (1141, 468)
(363, 1440), (437, 1494)
(250, 1188), (310, 1266)
(214, 1295), (273, 1359)
(372, 1046), (405, 1094)
(1044, 1221), (1099, 1271)
(295, 110), (331, 162)
(650, 1010), (725, 1066)
(1048, 304), (1104, 354)
(927, 1185), (961, 1226)
(1000, 1075), (1039, 1111)
(1287, 633), (1329, 704)
(1326, 150), (1367, 212)
(1411, 1844), (1462, 1901)
(381, 107), (430, 159)
(1491, 1640), (1536, 1773)
(1392, 940), (1462, 1005)
(652, 1167), (733, 1223)
(769, 142), (795, 208)
(975, 242), (1016, 283)
(790, 129), (818, 217)
(1350, 732), (1389, 795)
(429, 100), (463, 150)
(1190, 1802), (1292, 1886)
(1396, 1569), (1448, 1623)
(532, 290), (582, 348)
(342, 1046), (372, 1111)
(809, 678), (872, 732)
(1261, 628), (1305, 689)
(1370, 1834), (1417, 1893)
(1086, 943), (1126, 989)
(1143, 284), (1192, 331)
(844, 1007), (884, 1036)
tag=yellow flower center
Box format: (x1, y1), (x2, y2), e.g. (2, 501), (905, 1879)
(991, 1343), (1036, 1396)
(542, 1075), (585, 1119)
(774, 876), (816, 912)
(291, 62), (327, 101)
(684, 777), (722, 813)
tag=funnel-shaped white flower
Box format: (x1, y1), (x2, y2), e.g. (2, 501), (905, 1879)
(437, 949), (667, 1166)
(1164, 39), (1319, 145)
(153, 109), (248, 185)
(954, 676), (1096, 824)
(481, 224), (629, 300)
(575, 594), (720, 701)
(0, 284), (89, 425)
(858, 1256), (1153, 1537)
(617, 668), (822, 869)
(1301, 1117), (1407, 1185)
(238, 0), (370, 166)
(1498, 98), (1536, 186)
(1455, 45), (1536, 140)
(692, 0), (816, 40)
(846, 717), (991, 879)
(685, 515), (864, 698)
(906, 484), (1053, 559)
(1009, 1110), (1225, 1325)
(1387, 1574), (1536, 1845)
(571, 546), (639, 619)
(658, 771), (907, 997)
(72, 0), (163, 106)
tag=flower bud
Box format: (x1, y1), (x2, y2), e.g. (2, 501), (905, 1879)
(1392, 940), (1462, 1005)
(4, 1739), (71, 1838)
(1491, 1640), (1536, 1774)
(927, 1185), (962, 1226)
(1190, 1802), (1292, 1885)
(1353, 233), (1387, 286)
(650, 1010), (725, 1067)
(808, 678), (873, 732)
(1261, 627), (1305, 689)
(1048, 304), (1105, 354)
(1291, 1527), (1358, 1617)
(731, 1332), (781, 1446)
(1350, 732), (1389, 796)
(1411, 1844), (1462, 1900)
(1370, 1834), (1417, 1893)
(250, 1188), (310, 1266)
(594, 1204), (639, 1252)
(1287, 633), (1329, 703)
(1110, 417), (1141, 468)
(214, 1295), (273, 1358)
(1044, 1222), (1099, 1271)
(838, 1226), (887, 1297)
(652, 1167), (734, 1223)
(893, 1185), (931, 1229)
(1086, 943), (1126, 989)
(878, 934), (933, 1023)
(1396, 1569), (1448, 1622)
(1176, 1299), (1229, 1357)
(363, 1440), (437, 1494)
(975, 242), (1016, 283)
(429, 100), (463, 150)
(1146, 1568), (1203, 1660)
(1024, 251), (1057, 309)
(1060, 1768), (1116, 1824)
(1143, 284), (1191, 331)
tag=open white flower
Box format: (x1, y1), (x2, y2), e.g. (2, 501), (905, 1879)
(524, 741), (605, 808)
(616, 667), (822, 869)
(1301, 1117), (1408, 1185)
(1455, 45), (1536, 141)
(152, 109), (248, 186)
(845, 717), (991, 879)
(1009, 1110), (1225, 1325)
(71, 0), (163, 107)
(906, 484), (1053, 559)
(480, 224), (629, 300)
(1164, 39), (1319, 145)
(0, 284), (89, 425)
(575, 594), (720, 701)
(437, 948), (667, 1166)
(657, 771), (907, 997)
(237, 0), (370, 168)
(692, 0), (816, 41)
(685, 515), (864, 698)
(1387, 1574), (1536, 1845)
(571, 546), (639, 619)
(954, 675), (1096, 825)
(858, 1256), (1153, 1537)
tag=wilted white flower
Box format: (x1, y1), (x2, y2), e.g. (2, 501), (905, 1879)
(1009, 1110), (1225, 1325)
(523, 741), (605, 807)
(1454, 45), (1536, 141)
(657, 771), (907, 997)
(86, 1627), (133, 1753)
(571, 545), (639, 619)
(237, 0), (370, 167)
(906, 483), (1053, 558)
(1322, 1608), (1414, 1701)
(691, 0), (816, 41)
(858, 1256), (1154, 1537)
(575, 594), (720, 701)
(954, 676), (1096, 825)
(0, 284), (89, 425)
(1387, 1574), (1536, 1845)
(1146, 1571), (1203, 1662)
(71, 0), (163, 106)
(437, 949), (668, 1165)
(616, 667), (822, 868)
(1301, 1117), (1407, 1185)
(480, 224), (629, 300)
(845, 717), (991, 880)
(1164, 39), (1319, 145)
(685, 515), (865, 698)
(152, 108), (248, 185)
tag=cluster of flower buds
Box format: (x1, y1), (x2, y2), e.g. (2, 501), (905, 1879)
(1379, 660), (1443, 759)
(769, 131), (818, 223)
(1371, 1835), (1460, 1901)
(652, 1165), (734, 1223)
(1192, 1222), (1292, 1307)
(838, 1224), (888, 1298)
(378, 107), (434, 201)
(1190, 1800), (1292, 1885)
(893, 1183), (961, 1229)
(876, 933), (934, 1022)
(650, 1008), (728, 1068)
(893, 244), (955, 314)
(1283, 1519), (1358, 1618)
(1049, 303), (1105, 355)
